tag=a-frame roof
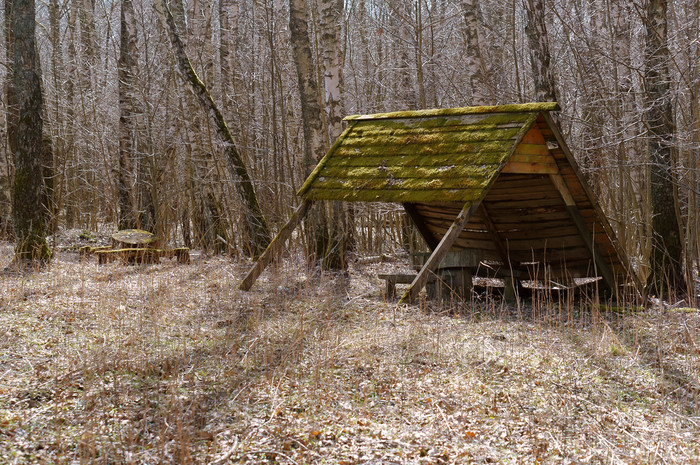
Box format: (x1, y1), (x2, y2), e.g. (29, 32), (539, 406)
(296, 102), (639, 290)
(298, 102), (558, 203)
(240, 103), (641, 296)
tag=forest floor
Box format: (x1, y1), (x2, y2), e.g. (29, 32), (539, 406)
(0, 237), (699, 464)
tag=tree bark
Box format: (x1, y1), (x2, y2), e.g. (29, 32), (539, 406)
(461, 0), (492, 104)
(11, 0), (50, 262)
(643, 0), (685, 295)
(319, 0), (351, 270)
(2, 0), (17, 235)
(161, 0), (271, 256)
(523, 0), (559, 103)
(289, 0), (331, 266)
(118, 0), (139, 230)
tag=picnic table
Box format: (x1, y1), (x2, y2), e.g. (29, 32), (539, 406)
(81, 229), (190, 264)
(379, 249), (481, 302)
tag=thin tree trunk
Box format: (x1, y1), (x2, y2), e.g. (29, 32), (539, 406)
(461, 0), (492, 104)
(643, 0), (685, 296)
(289, 0), (326, 260)
(2, 0), (17, 235)
(319, 0), (350, 270)
(523, 0), (559, 103)
(161, 0), (271, 256)
(118, 0), (139, 229)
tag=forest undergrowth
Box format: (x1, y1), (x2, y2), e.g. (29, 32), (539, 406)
(0, 240), (699, 464)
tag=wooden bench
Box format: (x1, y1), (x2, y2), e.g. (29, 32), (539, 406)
(378, 273), (436, 300)
(95, 247), (190, 265)
(79, 245), (111, 257)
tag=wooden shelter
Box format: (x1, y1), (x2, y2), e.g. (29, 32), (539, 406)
(240, 102), (640, 302)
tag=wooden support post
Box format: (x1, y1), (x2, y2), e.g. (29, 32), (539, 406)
(478, 204), (509, 263)
(504, 277), (518, 303)
(402, 203), (439, 250)
(399, 201), (480, 304)
(549, 173), (616, 292)
(239, 200), (313, 291)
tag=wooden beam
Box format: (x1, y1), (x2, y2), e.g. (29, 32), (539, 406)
(402, 203), (439, 250)
(399, 201), (481, 304)
(549, 173), (616, 291)
(501, 161), (559, 174)
(542, 113), (643, 293)
(239, 200), (313, 291)
(478, 204), (514, 266)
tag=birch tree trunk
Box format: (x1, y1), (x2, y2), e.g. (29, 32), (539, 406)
(319, 0), (350, 270)
(289, 0), (326, 178)
(643, 0), (685, 295)
(461, 0), (492, 104)
(523, 0), (559, 103)
(118, 0), (139, 229)
(319, 0), (344, 141)
(11, 0), (50, 263)
(289, 0), (345, 269)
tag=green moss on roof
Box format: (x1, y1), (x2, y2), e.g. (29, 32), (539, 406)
(298, 106), (544, 202)
(344, 102), (559, 121)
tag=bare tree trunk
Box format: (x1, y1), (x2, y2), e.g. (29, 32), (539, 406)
(2, 0), (17, 236)
(523, 0), (559, 103)
(10, 0), (50, 263)
(461, 0), (492, 104)
(118, 0), (139, 229)
(63, 0), (79, 227)
(219, 0), (236, 116)
(167, 0), (213, 250)
(643, 0), (685, 296)
(319, 0), (343, 141)
(289, 0), (343, 269)
(161, 0), (271, 256)
(319, 0), (351, 270)
(289, 0), (326, 178)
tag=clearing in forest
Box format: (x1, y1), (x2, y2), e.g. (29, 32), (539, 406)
(0, 243), (698, 463)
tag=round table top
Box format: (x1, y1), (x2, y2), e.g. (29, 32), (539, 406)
(111, 229), (158, 246)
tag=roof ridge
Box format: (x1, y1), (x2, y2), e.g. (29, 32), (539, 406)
(344, 102), (559, 121)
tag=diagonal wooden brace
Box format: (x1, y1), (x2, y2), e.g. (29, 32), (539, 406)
(239, 200), (313, 291)
(399, 201), (481, 304)
(549, 173), (616, 292)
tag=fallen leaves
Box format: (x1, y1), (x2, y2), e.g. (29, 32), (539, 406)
(0, 245), (698, 463)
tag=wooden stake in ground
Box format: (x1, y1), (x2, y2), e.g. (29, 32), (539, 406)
(161, 0), (271, 256)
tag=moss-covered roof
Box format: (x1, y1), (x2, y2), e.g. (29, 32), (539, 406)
(298, 103), (559, 203)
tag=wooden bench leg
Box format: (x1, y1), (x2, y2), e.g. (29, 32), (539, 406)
(504, 277), (519, 303)
(386, 279), (396, 300)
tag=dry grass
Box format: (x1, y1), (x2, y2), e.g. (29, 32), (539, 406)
(0, 241), (699, 464)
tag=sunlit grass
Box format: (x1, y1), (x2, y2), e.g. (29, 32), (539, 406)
(0, 241), (698, 463)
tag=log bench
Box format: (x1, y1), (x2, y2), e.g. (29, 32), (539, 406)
(79, 245), (111, 257)
(95, 247), (190, 265)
